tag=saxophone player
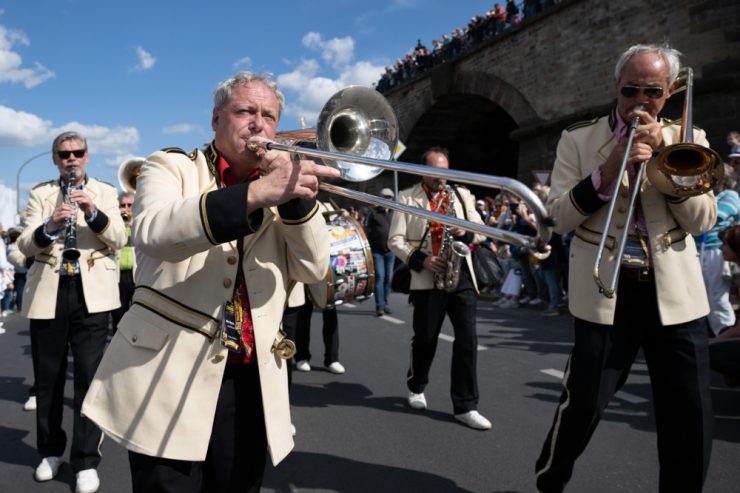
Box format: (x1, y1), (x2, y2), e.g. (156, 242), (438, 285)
(17, 131), (127, 493)
(388, 146), (491, 430)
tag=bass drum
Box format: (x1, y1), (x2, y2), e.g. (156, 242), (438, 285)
(307, 215), (375, 309)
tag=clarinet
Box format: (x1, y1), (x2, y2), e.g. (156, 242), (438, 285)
(62, 170), (81, 261)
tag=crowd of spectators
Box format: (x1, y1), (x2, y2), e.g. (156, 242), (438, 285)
(376, 0), (559, 92)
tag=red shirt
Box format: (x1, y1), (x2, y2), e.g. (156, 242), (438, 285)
(217, 156), (260, 365)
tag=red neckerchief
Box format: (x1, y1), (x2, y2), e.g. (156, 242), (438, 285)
(423, 183), (450, 256)
(217, 156), (261, 365)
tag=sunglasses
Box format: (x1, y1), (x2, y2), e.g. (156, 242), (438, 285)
(119, 203), (133, 208)
(619, 85), (665, 99)
(57, 149), (87, 159)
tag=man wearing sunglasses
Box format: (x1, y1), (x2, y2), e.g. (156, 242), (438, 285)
(17, 131), (127, 493)
(535, 44), (715, 493)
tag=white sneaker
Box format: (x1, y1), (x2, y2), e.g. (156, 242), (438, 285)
(291, 424), (296, 436)
(24, 395), (37, 411)
(454, 410), (492, 430)
(295, 360), (311, 372)
(528, 297), (544, 305)
(327, 361), (345, 374)
(34, 456), (62, 481)
(0, 327), (6, 334)
(500, 299), (518, 308)
(75, 469), (100, 493)
(519, 296), (531, 304)
(407, 391), (427, 410)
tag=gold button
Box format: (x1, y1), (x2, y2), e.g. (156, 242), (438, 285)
(227, 256), (237, 265)
(616, 223), (625, 229)
(620, 190), (629, 198)
(132, 335), (138, 343)
(618, 207), (627, 214)
(223, 278), (233, 288)
(213, 354), (224, 362)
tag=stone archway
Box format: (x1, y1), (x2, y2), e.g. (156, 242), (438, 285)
(391, 69), (540, 197)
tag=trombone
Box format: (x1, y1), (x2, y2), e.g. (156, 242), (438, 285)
(248, 86), (555, 256)
(593, 67), (723, 298)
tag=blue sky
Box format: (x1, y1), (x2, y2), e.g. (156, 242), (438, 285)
(0, 0), (496, 224)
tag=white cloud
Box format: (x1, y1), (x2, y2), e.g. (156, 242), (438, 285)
(277, 35), (385, 126)
(162, 123), (198, 135)
(0, 24), (55, 88)
(54, 122), (140, 164)
(0, 105), (53, 147)
(302, 32), (354, 69)
(233, 56), (252, 69)
(132, 46), (156, 71)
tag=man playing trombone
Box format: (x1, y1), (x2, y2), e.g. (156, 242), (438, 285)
(17, 131), (127, 493)
(388, 146), (492, 430)
(82, 72), (338, 492)
(535, 44), (715, 493)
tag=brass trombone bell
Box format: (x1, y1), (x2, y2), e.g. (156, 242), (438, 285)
(118, 157), (144, 193)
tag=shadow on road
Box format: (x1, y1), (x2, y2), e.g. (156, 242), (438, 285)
(265, 450), (476, 493)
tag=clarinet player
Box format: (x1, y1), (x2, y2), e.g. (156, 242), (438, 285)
(17, 131), (127, 493)
(388, 146), (491, 430)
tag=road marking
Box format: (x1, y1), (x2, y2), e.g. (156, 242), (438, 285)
(379, 315), (405, 325)
(342, 303), (356, 308)
(438, 333), (487, 351)
(540, 369), (648, 404)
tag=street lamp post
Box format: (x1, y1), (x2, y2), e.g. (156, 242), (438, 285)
(16, 150), (51, 222)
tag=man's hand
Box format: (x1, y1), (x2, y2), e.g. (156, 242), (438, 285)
(598, 108), (662, 193)
(68, 189), (95, 217)
(423, 255), (447, 274)
(246, 136), (341, 213)
(47, 203), (77, 232)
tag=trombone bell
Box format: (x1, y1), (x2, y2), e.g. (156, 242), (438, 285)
(118, 157), (145, 193)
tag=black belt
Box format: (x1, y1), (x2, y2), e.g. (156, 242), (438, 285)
(619, 266), (654, 282)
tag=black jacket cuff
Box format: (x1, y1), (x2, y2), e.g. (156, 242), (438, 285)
(409, 249), (427, 272)
(200, 183), (254, 244)
(569, 175), (606, 216)
(278, 198), (318, 225)
(33, 225), (54, 249)
(87, 210), (110, 234)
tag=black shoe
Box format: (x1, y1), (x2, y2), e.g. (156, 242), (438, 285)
(376, 309), (384, 317)
(384, 307), (392, 314)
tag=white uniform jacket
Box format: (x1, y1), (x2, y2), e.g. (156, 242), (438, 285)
(82, 144), (330, 466)
(388, 182), (485, 292)
(548, 110), (716, 325)
(17, 177), (127, 319)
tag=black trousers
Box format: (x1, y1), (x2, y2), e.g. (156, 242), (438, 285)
(111, 269), (135, 331)
(709, 339), (740, 377)
(408, 268), (479, 414)
(535, 274), (713, 493)
(30, 276), (109, 472)
(128, 365), (267, 493)
(294, 299), (339, 366)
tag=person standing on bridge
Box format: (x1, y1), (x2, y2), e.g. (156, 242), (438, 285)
(388, 146), (491, 430)
(535, 43), (715, 493)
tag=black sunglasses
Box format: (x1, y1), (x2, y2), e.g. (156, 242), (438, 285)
(619, 85), (665, 99)
(57, 149), (87, 159)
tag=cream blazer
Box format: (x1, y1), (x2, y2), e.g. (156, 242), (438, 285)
(388, 182), (484, 292)
(548, 112), (716, 325)
(82, 147), (330, 466)
(17, 178), (127, 319)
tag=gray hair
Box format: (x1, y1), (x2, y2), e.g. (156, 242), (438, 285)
(213, 71), (285, 117)
(118, 191), (135, 202)
(614, 43), (682, 86)
(52, 131), (87, 154)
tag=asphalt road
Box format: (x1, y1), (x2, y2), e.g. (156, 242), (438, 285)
(1, 292), (738, 492)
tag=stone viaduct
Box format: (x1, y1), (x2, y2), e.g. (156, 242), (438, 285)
(371, 0), (739, 199)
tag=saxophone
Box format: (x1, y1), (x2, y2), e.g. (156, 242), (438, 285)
(433, 185), (471, 292)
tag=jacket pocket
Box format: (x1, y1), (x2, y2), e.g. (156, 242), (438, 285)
(119, 313), (170, 351)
